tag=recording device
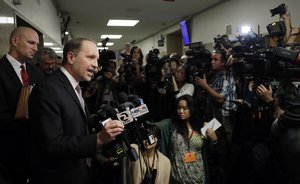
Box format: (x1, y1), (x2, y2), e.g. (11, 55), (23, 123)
(120, 53), (137, 88)
(101, 37), (110, 47)
(267, 21), (286, 37)
(213, 35), (232, 51)
(270, 3), (287, 17)
(186, 42), (211, 80)
(145, 48), (166, 84)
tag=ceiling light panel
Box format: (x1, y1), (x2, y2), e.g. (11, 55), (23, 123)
(101, 35), (122, 39)
(107, 19), (139, 27)
(97, 42), (114, 46)
(0, 16), (14, 24)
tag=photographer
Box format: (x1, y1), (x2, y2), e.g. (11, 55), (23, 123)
(118, 46), (145, 96)
(279, 6), (300, 45)
(143, 49), (172, 122)
(194, 50), (236, 184)
(195, 51), (236, 143)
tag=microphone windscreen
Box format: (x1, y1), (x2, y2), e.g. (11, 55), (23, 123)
(118, 92), (128, 104)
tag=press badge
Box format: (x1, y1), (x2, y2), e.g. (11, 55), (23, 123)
(184, 152), (196, 163)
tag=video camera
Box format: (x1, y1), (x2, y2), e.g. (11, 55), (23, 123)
(145, 48), (168, 83)
(270, 3), (287, 17)
(213, 35), (232, 51)
(231, 30), (300, 86)
(186, 42), (212, 79)
(120, 53), (137, 88)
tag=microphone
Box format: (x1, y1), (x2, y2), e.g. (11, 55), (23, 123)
(118, 92), (128, 104)
(127, 96), (156, 146)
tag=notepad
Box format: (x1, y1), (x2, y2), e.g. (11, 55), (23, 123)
(201, 118), (222, 138)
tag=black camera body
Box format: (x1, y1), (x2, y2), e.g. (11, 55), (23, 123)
(270, 3), (287, 17)
(231, 30), (300, 84)
(120, 53), (137, 87)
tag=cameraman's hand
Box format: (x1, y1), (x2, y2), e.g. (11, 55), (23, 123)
(194, 76), (208, 88)
(256, 84), (273, 102)
(103, 71), (113, 79)
(96, 120), (124, 147)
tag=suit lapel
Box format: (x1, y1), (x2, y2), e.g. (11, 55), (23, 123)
(1, 56), (23, 89)
(56, 70), (87, 118)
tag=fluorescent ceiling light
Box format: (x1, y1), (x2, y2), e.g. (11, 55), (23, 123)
(55, 50), (63, 54)
(107, 19), (139, 27)
(101, 35), (122, 39)
(44, 42), (54, 46)
(97, 42), (114, 46)
(0, 16), (14, 24)
(51, 47), (62, 50)
(98, 47), (109, 50)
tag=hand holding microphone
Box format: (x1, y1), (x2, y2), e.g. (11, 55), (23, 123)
(97, 120), (124, 146)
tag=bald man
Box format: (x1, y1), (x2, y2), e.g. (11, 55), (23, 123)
(0, 26), (44, 184)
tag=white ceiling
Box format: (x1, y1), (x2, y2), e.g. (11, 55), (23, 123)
(52, 0), (224, 50)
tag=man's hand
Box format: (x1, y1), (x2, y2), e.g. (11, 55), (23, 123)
(97, 120), (124, 146)
(194, 76), (208, 88)
(256, 84), (274, 102)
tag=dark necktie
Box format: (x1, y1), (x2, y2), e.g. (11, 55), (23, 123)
(20, 64), (29, 86)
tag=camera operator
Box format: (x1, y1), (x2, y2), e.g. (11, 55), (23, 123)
(142, 50), (172, 122)
(279, 6), (300, 45)
(214, 34), (234, 66)
(249, 81), (298, 184)
(118, 46), (145, 96)
(194, 50), (237, 184)
(195, 50), (236, 143)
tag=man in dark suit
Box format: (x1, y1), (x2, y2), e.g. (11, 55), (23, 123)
(0, 26), (43, 184)
(28, 38), (124, 184)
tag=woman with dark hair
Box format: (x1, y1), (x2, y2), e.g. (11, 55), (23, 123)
(130, 46), (144, 66)
(128, 124), (171, 184)
(172, 64), (194, 99)
(169, 95), (218, 184)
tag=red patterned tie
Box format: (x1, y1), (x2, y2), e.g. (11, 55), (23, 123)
(20, 64), (29, 86)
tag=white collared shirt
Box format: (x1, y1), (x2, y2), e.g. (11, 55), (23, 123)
(6, 53), (26, 84)
(60, 67), (81, 100)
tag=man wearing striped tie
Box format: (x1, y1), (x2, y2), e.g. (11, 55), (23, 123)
(28, 38), (124, 184)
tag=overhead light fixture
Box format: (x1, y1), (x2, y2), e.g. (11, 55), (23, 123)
(51, 47), (62, 50)
(101, 35), (122, 39)
(55, 50), (63, 54)
(44, 42), (54, 46)
(98, 47), (109, 50)
(97, 42), (114, 46)
(65, 31), (69, 35)
(0, 16), (14, 24)
(107, 19), (139, 27)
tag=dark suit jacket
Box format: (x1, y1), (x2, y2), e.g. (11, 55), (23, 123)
(0, 55), (43, 181)
(29, 70), (97, 184)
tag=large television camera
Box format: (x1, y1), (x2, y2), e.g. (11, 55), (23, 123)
(231, 30), (300, 86)
(120, 53), (137, 88)
(145, 48), (168, 83)
(186, 42), (212, 79)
